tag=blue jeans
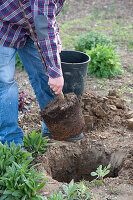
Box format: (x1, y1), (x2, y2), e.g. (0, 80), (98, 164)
(0, 38), (55, 146)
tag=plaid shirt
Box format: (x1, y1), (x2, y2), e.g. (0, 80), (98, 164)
(0, 0), (66, 78)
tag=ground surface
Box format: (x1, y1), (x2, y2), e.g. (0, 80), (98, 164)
(15, 0), (133, 199)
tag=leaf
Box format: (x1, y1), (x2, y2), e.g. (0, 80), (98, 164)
(12, 190), (23, 197)
(104, 170), (110, 177)
(62, 185), (68, 194)
(107, 164), (111, 169)
(0, 195), (8, 200)
(3, 190), (13, 195)
(90, 172), (97, 177)
(37, 181), (46, 191)
(25, 180), (34, 191)
(21, 195), (27, 200)
(69, 179), (74, 188)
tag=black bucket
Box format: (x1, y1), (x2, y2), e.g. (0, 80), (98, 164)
(61, 50), (90, 97)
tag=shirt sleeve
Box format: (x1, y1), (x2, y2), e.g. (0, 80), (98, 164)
(31, 0), (63, 78)
(55, 0), (66, 16)
(55, 21), (61, 45)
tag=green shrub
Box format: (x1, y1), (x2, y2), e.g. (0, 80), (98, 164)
(86, 45), (124, 78)
(75, 31), (111, 52)
(0, 162), (46, 200)
(0, 142), (32, 176)
(24, 130), (51, 156)
(15, 53), (23, 71)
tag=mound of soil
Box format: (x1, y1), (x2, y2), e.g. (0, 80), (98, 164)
(82, 90), (127, 131)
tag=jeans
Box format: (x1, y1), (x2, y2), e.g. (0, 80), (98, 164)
(0, 38), (55, 146)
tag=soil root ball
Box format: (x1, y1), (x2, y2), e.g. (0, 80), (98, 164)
(41, 93), (85, 140)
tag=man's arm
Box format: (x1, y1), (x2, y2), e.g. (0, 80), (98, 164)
(31, 0), (64, 94)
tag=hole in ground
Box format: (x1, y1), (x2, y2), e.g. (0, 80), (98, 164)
(43, 144), (125, 183)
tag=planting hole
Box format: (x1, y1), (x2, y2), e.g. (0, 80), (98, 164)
(43, 143), (125, 183)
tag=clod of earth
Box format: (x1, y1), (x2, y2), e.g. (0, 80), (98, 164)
(41, 93), (85, 140)
(126, 118), (133, 130)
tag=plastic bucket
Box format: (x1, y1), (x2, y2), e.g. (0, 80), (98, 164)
(61, 50), (90, 97)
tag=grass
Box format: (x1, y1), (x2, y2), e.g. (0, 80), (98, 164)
(60, 7), (133, 52)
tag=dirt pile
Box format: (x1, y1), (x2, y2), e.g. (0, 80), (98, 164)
(82, 90), (130, 131)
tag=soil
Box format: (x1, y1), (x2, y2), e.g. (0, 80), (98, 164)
(41, 93), (85, 140)
(15, 0), (133, 199)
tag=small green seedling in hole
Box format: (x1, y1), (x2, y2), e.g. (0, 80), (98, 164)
(24, 130), (51, 156)
(91, 164), (111, 182)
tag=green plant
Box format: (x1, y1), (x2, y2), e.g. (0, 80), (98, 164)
(24, 130), (51, 155)
(19, 91), (35, 112)
(86, 45), (124, 78)
(44, 180), (94, 200)
(15, 53), (23, 71)
(62, 180), (93, 200)
(91, 164), (111, 181)
(77, 182), (93, 200)
(128, 41), (133, 51)
(62, 180), (78, 199)
(74, 31), (111, 52)
(47, 191), (64, 200)
(0, 162), (46, 200)
(0, 142), (32, 176)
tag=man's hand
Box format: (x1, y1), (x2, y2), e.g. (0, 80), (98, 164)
(48, 76), (64, 95)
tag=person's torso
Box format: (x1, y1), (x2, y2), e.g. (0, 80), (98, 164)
(0, 0), (33, 27)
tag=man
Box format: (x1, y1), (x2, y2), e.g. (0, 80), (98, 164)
(0, 0), (83, 146)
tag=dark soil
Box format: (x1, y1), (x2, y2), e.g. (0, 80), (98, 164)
(41, 93), (84, 140)
(15, 0), (133, 199)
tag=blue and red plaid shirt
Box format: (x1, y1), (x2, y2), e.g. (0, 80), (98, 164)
(0, 0), (66, 78)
